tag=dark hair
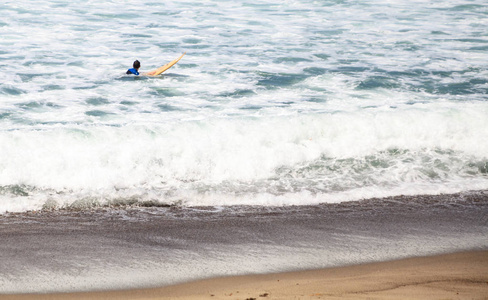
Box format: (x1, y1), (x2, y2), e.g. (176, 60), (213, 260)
(133, 60), (140, 69)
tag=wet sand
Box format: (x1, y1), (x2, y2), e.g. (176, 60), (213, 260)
(0, 191), (487, 297)
(2, 251), (488, 300)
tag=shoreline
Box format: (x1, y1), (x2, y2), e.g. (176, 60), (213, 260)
(1, 191), (487, 296)
(2, 250), (487, 300)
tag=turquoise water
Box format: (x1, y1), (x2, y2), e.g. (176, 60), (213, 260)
(0, 0), (487, 212)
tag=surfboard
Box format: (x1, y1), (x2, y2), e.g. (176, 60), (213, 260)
(145, 52), (186, 76)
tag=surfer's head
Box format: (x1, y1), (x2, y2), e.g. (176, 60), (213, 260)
(133, 60), (140, 70)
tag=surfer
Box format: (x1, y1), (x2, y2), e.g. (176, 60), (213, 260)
(126, 60), (140, 75)
(125, 53), (185, 76)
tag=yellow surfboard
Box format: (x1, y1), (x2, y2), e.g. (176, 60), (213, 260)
(145, 52), (186, 76)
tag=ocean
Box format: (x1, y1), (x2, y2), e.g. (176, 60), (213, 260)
(0, 0), (487, 294)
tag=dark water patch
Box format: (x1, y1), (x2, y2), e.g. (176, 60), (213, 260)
(6, 55), (26, 62)
(85, 110), (114, 117)
(137, 200), (173, 208)
(351, 94), (370, 100)
(313, 53), (330, 60)
(50, 2), (68, 8)
(219, 89), (256, 98)
(151, 11), (180, 16)
(240, 105), (264, 111)
(387, 69), (430, 78)
(116, 76), (149, 81)
(305, 97), (326, 103)
(42, 84), (64, 91)
(405, 76), (487, 96)
(0, 185), (30, 197)
(257, 72), (309, 88)
(274, 57), (313, 64)
(289, 47), (314, 53)
(86, 97), (110, 106)
(304, 67), (328, 76)
(361, 105), (380, 109)
(184, 44), (211, 50)
(395, 41), (421, 51)
(280, 101), (295, 106)
(247, 20), (264, 26)
(469, 161), (488, 175)
(432, 81), (481, 95)
(356, 76), (400, 90)
(17, 73), (46, 82)
(33, 61), (66, 67)
(447, 4), (486, 11)
(271, 148), (488, 194)
(431, 31), (449, 35)
(178, 63), (198, 69)
(183, 38), (202, 44)
(469, 45), (488, 51)
(120, 100), (138, 106)
(123, 33), (152, 38)
(1, 86), (25, 95)
(305, 84), (329, 92)
(371, 12), (389, 20)
(337, 59), (360, 65)
(17, 101), (43, 109)
(405, 100), (432, 106)
(158, 104), (182, 112)
(469, 78), (488, 85)
(455, 38), (488, 43)
(70, 198), (172, 209)
(45, 102), (63, 109)
(73, 85), (97, 90)
(315, 29), (346, 36)
(146, 22), (174, 29)
(0, 112), (12, 119)
(94, 13), (138, 19)
(219, 31), (238, 38)
(38, 199), (163, 215)
(66, 61), (84, 67)
(430, 70), (458, 78)
(330, 66), (370, 75)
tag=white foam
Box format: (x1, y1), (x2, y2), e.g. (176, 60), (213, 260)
(0, 102), (487, 212)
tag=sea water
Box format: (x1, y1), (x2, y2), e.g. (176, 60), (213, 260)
(1, 0), (487, 213)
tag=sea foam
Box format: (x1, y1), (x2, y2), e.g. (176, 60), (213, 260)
(1, 102), (487, 212)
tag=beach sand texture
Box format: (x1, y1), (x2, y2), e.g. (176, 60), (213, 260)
(2, 251), (487, 300)
(1, 193), (487, 299)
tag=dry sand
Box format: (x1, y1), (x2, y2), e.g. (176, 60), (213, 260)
(2, 251), (487, 300)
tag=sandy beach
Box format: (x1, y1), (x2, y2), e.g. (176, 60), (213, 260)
(1, 193), (487, 298)
(2, 251), (487, 300)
